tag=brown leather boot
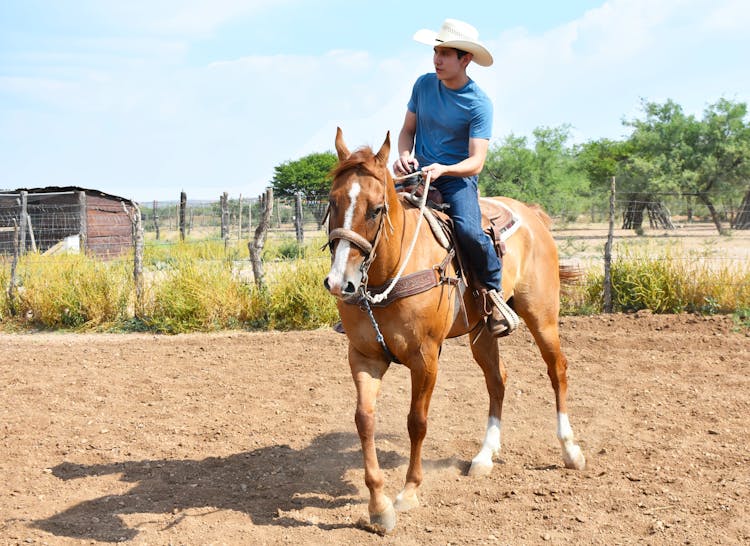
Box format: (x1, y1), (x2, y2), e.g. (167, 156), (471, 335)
(486, 289), (520, 337)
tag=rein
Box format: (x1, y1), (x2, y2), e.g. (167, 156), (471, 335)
(367, 170), (432, 304)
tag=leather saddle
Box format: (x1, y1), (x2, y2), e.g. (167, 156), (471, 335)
(397, 182), (521, 260)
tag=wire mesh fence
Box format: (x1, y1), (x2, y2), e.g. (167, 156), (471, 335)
(136, 197), (328, 243)
(1, 188), (749, 299)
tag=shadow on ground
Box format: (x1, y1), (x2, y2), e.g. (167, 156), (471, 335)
(33, 432), (414, 542)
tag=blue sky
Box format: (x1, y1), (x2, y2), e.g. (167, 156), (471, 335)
(1, 0), (748, 202)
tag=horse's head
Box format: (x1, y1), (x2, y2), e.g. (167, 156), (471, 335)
(323, 127), (392, 300)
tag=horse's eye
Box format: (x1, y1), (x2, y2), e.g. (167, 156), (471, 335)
(367, 205), (384, 220)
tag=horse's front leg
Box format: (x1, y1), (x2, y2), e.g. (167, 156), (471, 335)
(394, 346), (439, 513)
(349, 346), (396, 531)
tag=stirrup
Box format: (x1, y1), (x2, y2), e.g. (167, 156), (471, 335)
(487, 289), (520, 336)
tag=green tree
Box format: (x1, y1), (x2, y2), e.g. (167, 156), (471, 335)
(481, 133), (537, 200)
(576, 138), (630, 194)
(620, 100), (695, 231)
(532, 125), (590, 219)
(689, 99), (750, 232)
(622, 98), (750, 234)
(271, 151), (337, 227)
(271, 152), (337, 201)
(481, 125), (589, 219)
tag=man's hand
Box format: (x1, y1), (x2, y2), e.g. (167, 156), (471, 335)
(421, 163), (448, 180)
(393, 154), (419, 175)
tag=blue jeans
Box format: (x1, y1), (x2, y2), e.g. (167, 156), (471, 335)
(433, 175), (502, 291)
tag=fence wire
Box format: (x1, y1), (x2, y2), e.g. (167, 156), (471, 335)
(1, 193), (748, 285)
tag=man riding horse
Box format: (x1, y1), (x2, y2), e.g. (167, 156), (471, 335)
(392, 18), (519, 336)
(323, 19), (586, 533)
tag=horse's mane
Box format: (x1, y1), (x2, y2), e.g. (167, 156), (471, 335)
(331, 147), (383, 181)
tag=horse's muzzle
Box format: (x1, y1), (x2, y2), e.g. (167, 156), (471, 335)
(323, 276), (358, 299)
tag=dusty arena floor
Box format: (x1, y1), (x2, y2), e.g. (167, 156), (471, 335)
(1, 313), (748, 545)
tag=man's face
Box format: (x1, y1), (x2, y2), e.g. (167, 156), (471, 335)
(433, 46), (471, 82)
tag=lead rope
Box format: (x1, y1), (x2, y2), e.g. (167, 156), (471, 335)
(366, 170), (432, 305)
(362, 296), (399, 364)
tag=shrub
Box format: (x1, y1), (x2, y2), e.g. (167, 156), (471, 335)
(11, 254), (132, 329)
(584, 243), (750, 314)
(141, 257), (253, 333)
(263, 255), (338, 330)
(2, 233), (747, 333)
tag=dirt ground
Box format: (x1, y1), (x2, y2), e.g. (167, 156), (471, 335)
(1, 313), (748, 545)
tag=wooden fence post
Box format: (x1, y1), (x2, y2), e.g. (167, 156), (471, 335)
(77, 190), (87, 255)
(294, 192), (304, 244)
(248, 189), (273, 288)
(131, 203), (145, 318)
(603, 176), (616, 313)
(7, 219), (19, 314)
(238, 194), (243, 240)
(220, 192), (229, 240)
(248, 198), (252, 232)
(152, 200), (160, 240)
(179, 191), (187, 241)
(19, 190), (28, 254)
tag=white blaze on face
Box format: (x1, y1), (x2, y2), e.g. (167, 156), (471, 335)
(327, 182), (361, 288)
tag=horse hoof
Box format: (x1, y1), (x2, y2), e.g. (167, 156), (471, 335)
(394, 490), (419, 512)
(563, 445), (586, 470)
(469, 449), (496, 477)
(468, 460), (493, 477)
(369, 501), (397, 533)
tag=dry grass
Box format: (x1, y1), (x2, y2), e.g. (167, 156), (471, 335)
(1, 223), (748, 332)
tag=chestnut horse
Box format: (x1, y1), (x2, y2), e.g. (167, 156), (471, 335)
(324, 128), (585, 532)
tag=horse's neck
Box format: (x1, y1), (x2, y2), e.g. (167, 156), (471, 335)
(367, 192), (434, 283)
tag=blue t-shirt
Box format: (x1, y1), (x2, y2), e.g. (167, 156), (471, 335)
(407, 72), (493, 167)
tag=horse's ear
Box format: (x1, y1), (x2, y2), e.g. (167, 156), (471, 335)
(375, 131), (390, 166)
(335, 127), (350, 161)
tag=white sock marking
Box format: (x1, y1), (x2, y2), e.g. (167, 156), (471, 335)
(557, 412), (584, 467)
(557, 412), (573, 442)
(472, 416), (501, 468)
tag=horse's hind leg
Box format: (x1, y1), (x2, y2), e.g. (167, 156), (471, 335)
(525, 315), (586, 470)
(467, 326), (507, 476)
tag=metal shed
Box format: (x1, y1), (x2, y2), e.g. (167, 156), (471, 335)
(0, 186), (138, 259)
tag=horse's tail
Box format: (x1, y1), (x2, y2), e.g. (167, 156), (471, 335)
(523, 201), (581, 286)
(559, 264), (584, 286)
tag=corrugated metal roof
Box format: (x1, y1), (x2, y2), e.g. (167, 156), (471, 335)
(2, 186), (136, 206)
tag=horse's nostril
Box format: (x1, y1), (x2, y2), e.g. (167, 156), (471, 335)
(344, 282), (356, 294)
(323, 277), (331, 291)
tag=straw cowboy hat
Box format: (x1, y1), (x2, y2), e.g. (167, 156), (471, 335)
(413, 19), (493, 67)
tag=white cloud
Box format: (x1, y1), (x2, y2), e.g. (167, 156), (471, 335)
(475, 0), (749, 144)
(702, 0), (750, 31)
(87, 0), (294, 35)
(2, 0), (748, 201)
